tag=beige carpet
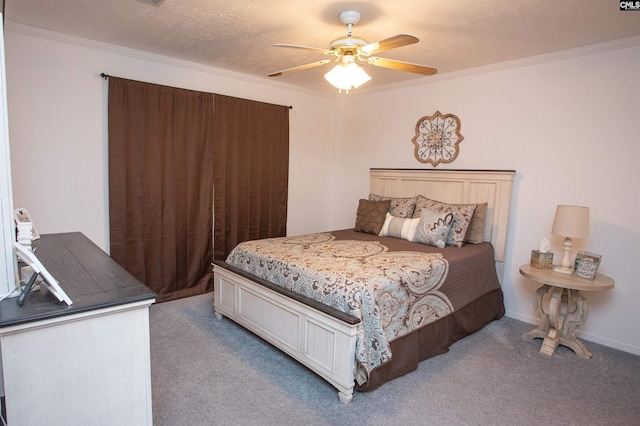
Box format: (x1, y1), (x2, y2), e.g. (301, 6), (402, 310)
(150, 292), (640, 426)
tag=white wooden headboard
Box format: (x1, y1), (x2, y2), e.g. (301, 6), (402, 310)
(370, 169), (516, 265)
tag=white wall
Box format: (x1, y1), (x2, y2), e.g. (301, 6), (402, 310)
(5, 25), (639, 356)
(330, 41), (640, 355)
(0, 14), (16, 295)
(4, 26), (336, 250)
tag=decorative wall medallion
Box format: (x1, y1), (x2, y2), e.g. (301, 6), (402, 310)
(412, 112), (463, 167)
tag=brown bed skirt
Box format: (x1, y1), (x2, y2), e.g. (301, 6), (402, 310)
(356, 287), (505, 392)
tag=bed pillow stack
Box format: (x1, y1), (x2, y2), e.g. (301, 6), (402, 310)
(365, 193), (489, 248)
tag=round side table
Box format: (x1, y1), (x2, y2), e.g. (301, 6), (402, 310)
(519, 264), (614, 359)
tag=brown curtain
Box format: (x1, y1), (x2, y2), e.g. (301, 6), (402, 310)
(212, 95), (289, 260)
(108, 77), (215, 302)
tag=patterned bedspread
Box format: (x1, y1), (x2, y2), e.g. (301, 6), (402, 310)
(225, 232), (452, 378)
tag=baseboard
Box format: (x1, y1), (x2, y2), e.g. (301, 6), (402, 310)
(504, 310), (640, 357)
(504, 310), (536, 327)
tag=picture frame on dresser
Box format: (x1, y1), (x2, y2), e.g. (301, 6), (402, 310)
(575, 251), (602, 280)
(13, 241), (73, 305)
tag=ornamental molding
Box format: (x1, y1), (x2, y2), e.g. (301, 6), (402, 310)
(411, 111), (463, 167)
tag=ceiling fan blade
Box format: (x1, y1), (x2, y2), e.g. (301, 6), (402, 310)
(367, 57), (437, 76)
(268, 60), (332, 77)
(361, 34), (419, 55)
(272, 43), (334, 55)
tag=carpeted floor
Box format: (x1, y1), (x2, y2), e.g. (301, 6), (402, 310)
(149, 292), (640, 426)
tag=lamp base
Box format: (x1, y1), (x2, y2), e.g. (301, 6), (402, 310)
(555, 237), (574, 275)
(553, 265), (574, 275)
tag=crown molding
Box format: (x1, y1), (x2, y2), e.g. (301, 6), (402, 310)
(6, 22), (640, 98)
(360, 35), (640, 96)
(4, 22), (331, 98)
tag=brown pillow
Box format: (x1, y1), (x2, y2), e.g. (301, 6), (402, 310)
(354, 199), (391, 235)
(466, 202), (488, 243)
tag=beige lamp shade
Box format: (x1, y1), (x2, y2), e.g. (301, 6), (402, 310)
(551, 205), (590, 239)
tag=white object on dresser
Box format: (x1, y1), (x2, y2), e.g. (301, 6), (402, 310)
(14, 208), (40, 251)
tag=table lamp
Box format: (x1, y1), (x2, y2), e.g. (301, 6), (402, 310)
(551, 205), (590, 274)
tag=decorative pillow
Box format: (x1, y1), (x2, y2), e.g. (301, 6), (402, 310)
(369, 194), (417, 218)
(466, 202), (488, 244)
(379, 213), (421, 241)
(412, 210), (454, 248)
(413, 195), (477, 247)
(354, 199), (391, 235)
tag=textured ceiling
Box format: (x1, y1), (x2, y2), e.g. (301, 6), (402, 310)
(5, 0), (640, 94)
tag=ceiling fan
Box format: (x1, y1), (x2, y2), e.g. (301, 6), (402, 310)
(268, 10), (437, 92)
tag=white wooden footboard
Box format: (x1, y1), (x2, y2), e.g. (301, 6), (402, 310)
(213, 263), (360, 404)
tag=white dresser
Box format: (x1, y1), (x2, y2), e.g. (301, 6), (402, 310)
(0, 232), (155, 426)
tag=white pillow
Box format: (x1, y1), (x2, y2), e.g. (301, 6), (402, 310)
(378, 213), (421, 241)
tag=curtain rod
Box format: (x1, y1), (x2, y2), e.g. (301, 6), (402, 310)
(99, 73), (293, 109)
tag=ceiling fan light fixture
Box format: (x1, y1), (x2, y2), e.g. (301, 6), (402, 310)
(324, 62), (371, 93)
(269, 10), (436, 91)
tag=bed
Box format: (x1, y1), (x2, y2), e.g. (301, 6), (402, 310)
(213, 169), (515, 403)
